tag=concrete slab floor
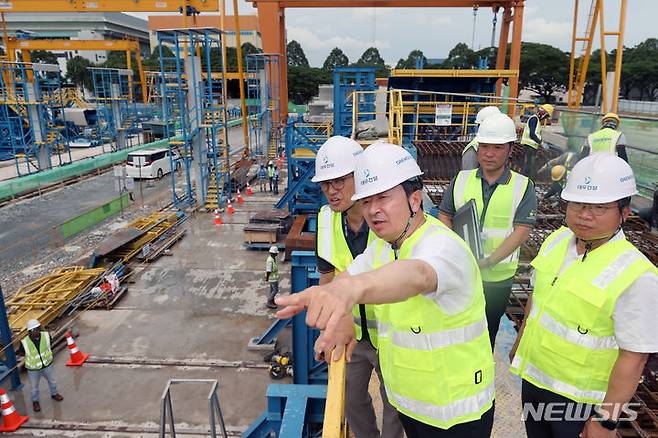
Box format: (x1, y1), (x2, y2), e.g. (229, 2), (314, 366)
(1, 193), (294, 436)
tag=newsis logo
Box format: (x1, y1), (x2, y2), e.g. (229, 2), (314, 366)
(361, 168), (378, 186)
(319, 154), (334, 170)
(576, 175), (598, 191)
(522, 402), (640, 422)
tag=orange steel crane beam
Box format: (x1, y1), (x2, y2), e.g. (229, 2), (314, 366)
(247, 0), (525, 123)
(568, 0), (627, 113)
(0, 0), (218, 12)
(5, 38), (148, 103)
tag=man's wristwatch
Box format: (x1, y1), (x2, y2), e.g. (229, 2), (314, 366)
(593, 413), (618, 430)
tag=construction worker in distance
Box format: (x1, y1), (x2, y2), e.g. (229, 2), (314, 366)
(521, 104), (553, 179)
(265, 246), (279, 309)
(267, 160), (275, 192)
(542, 165), (567, 200)
(21, 319), (64, 412)
(581, 112), (629, 163)
(509, 153), (658, 437)
(439, 113), (537, 350)
(312, 136), (403, 438)
(278, 142), (495, 437)
(462, 105), (501, 170)
(258, 164), (267, 192)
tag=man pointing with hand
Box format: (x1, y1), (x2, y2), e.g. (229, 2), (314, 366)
(277, 142), (495, 437)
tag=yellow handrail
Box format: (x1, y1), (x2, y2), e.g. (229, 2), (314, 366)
(322, 349), (348, 438)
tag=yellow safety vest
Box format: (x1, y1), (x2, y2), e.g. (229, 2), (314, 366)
(587, 128), (622, 154)
(317, 205), (377, 346)
(521, 115), (542, 149)
(510, 227), (658, 404)
(373, 214), (495, 429)
(462, 139), (478, 155)
(453, 169), (529, 282)
(21, 332), (53, 371)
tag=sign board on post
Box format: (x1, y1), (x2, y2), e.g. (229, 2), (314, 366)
(434, 104), (453, 126)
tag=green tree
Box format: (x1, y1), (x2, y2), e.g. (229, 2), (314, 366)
(395, 49), (427, 69)
(322, 47), (349, 72)
(355, 47), (389, 77)
(30, 50), (58, 64)
(287, 40), (309, 68)
(442, 43), (477, 69)
(518, 42), (569, 102)
(288, 66), (331, 104)
(142, 45), (176, 70)
(66, 56), (94, 91)
(241, 42), (261, 65)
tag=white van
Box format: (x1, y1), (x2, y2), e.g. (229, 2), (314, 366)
(126, 148), (181, 179)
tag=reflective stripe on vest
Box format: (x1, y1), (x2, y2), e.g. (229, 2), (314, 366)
(453, 169), (529, 282)
(317, 205), (378, 346)
(587, 128), (622, 154)
(462, 139), (478, 155)
(372, 215), (494, 429)
(521, 115), (542, 149)
(510, 227), (658, 404)
(21, 332), (53, 371)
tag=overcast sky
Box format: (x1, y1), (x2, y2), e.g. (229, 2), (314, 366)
(131, 0), (656, 67)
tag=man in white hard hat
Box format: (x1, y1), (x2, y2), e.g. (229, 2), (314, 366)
(462, 105), (501, 170)
(21, 319), (64, 412)
(509, 153), (658, 437)
(312, 136), (403, 438)
(277, 142), (495, 437)
(440, 113), (537, 350)
(265, 246), (280, 309)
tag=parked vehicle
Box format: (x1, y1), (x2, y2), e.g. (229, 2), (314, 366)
(126, 148), (181, 179)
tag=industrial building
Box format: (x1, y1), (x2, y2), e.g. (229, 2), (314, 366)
(0, 1), (656, 437)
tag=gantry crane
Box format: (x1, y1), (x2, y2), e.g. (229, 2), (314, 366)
(567, 0), (627, 112)
(4, 37), (148, 103)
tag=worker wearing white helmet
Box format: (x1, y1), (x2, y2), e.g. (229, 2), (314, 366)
(312, 136), (403, 438)
(278, 142), (495, 436)
(264, 246), (280, 309)
(510, 153), (658, 437)
(462, 105), (501, 170)
(21, 319), (64, 412)
(440, 113), (537, 350)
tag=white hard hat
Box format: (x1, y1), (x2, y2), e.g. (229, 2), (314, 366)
(26, 319), (41, 331)
(351, 142), (423, 201)
(561, 153), (638, 204)
(475, 106), (501, 125)
(474, 113), (517, 144)
(311, 136), (363, 183)
(269, 246), (279, 254)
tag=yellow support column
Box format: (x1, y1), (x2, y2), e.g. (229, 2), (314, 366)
(232, 0), (249, 150)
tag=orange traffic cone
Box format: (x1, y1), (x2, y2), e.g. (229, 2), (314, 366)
(236, 189), (245, 205)
(246, 182), (254, 196)
(226, 199), (235, 215)
(65, 331), (89, 366)
(213, 209), (223, 226)
(0, 389), (28, 432)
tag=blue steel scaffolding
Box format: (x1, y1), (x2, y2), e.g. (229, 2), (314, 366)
(246, 53), (282, 160)
(90, 67), (140, 152)
(333, 67), (376, 137)
(0, 62), (71, 175)
(156, 28), (231, 209)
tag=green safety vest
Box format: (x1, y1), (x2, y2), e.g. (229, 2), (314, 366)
(453, 169), (529, 282)
(21, 332), (53, 371)
(521, 115), (542, 149)
(462, 139), (478, 155)
(267, 255), (278, 282)
(510, 227), (658, 404)
(267, 166), (275, 178)
(587, 128), (622, 154)
(317, 205), (377, 346)
(372, 214), (494, 428)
